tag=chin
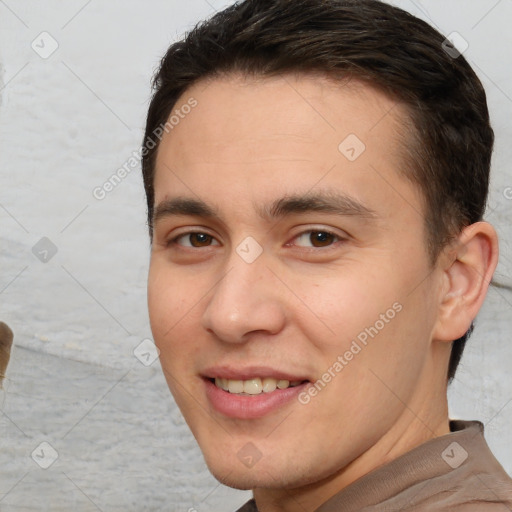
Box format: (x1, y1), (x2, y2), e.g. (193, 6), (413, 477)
(203, 450), (315, 491)
(202, 453), (270, 489)
(211, 468), (292, 491)
(213, 471), (259, 491)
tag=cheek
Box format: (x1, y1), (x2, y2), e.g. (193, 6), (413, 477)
(147, 263), (170, 337)
(294, 260), (431, 382)
(147, 260), (199, 365)
(148, 260), (191, 329)
(148, 263), (205, 403)
(292, 267), (395, 352)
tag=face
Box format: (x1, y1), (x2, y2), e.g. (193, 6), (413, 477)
(148, 73), (446, 491)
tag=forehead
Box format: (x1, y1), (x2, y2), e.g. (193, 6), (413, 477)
(153, 72), (424, 225)
(160, 72), (406, 155)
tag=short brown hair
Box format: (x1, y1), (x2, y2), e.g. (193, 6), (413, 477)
(142, 0), (494, 381)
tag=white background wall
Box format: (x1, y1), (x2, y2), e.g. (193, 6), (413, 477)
(0, 1), (511, 511)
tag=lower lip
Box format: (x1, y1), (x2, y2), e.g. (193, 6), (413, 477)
(204, 379), (309, 419)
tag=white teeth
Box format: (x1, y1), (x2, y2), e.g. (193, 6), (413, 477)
(227, 379), (244, 394)
(214, 377), (304, 394)
(262, 377), (277, 393)
(243, 378), (262, 395)
(215, 377), (230, 391)
(277, 379), (290, 389)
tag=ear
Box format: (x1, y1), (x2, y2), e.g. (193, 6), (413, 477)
(432, 222), (499, 342)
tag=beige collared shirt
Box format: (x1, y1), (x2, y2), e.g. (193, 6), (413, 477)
(236, 420), (512, 511)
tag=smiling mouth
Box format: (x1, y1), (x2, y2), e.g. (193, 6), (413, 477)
(210, 377), (307, 395)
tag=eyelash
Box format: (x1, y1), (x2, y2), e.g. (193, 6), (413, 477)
(166, 228), (346, 250)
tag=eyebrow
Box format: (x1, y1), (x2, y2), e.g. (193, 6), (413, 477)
(152, 190), (378, 227)
(259, 191), (378, 221)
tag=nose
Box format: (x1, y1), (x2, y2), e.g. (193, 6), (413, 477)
(201, 253), (287, 344)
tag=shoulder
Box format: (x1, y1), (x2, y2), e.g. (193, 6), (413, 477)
(414, 420), (512, 511)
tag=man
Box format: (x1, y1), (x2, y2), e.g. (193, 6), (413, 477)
(141, 0), (512, 510)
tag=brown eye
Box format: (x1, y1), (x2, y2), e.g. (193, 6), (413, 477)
(295, 230), (340, 248)
(170, 232), (219, 248)
(310, 231), (335, 247)
(188, 233), (214, 247)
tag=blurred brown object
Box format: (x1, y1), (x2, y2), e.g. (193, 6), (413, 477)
(0, 322), (13, 387)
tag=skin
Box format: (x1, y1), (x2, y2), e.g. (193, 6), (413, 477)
(147, 73), (498, 512)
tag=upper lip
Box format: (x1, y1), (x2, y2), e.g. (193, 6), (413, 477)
(201, 365), (311, 382)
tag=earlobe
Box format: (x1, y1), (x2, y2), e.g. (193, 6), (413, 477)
(432, 222), (499, 342)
